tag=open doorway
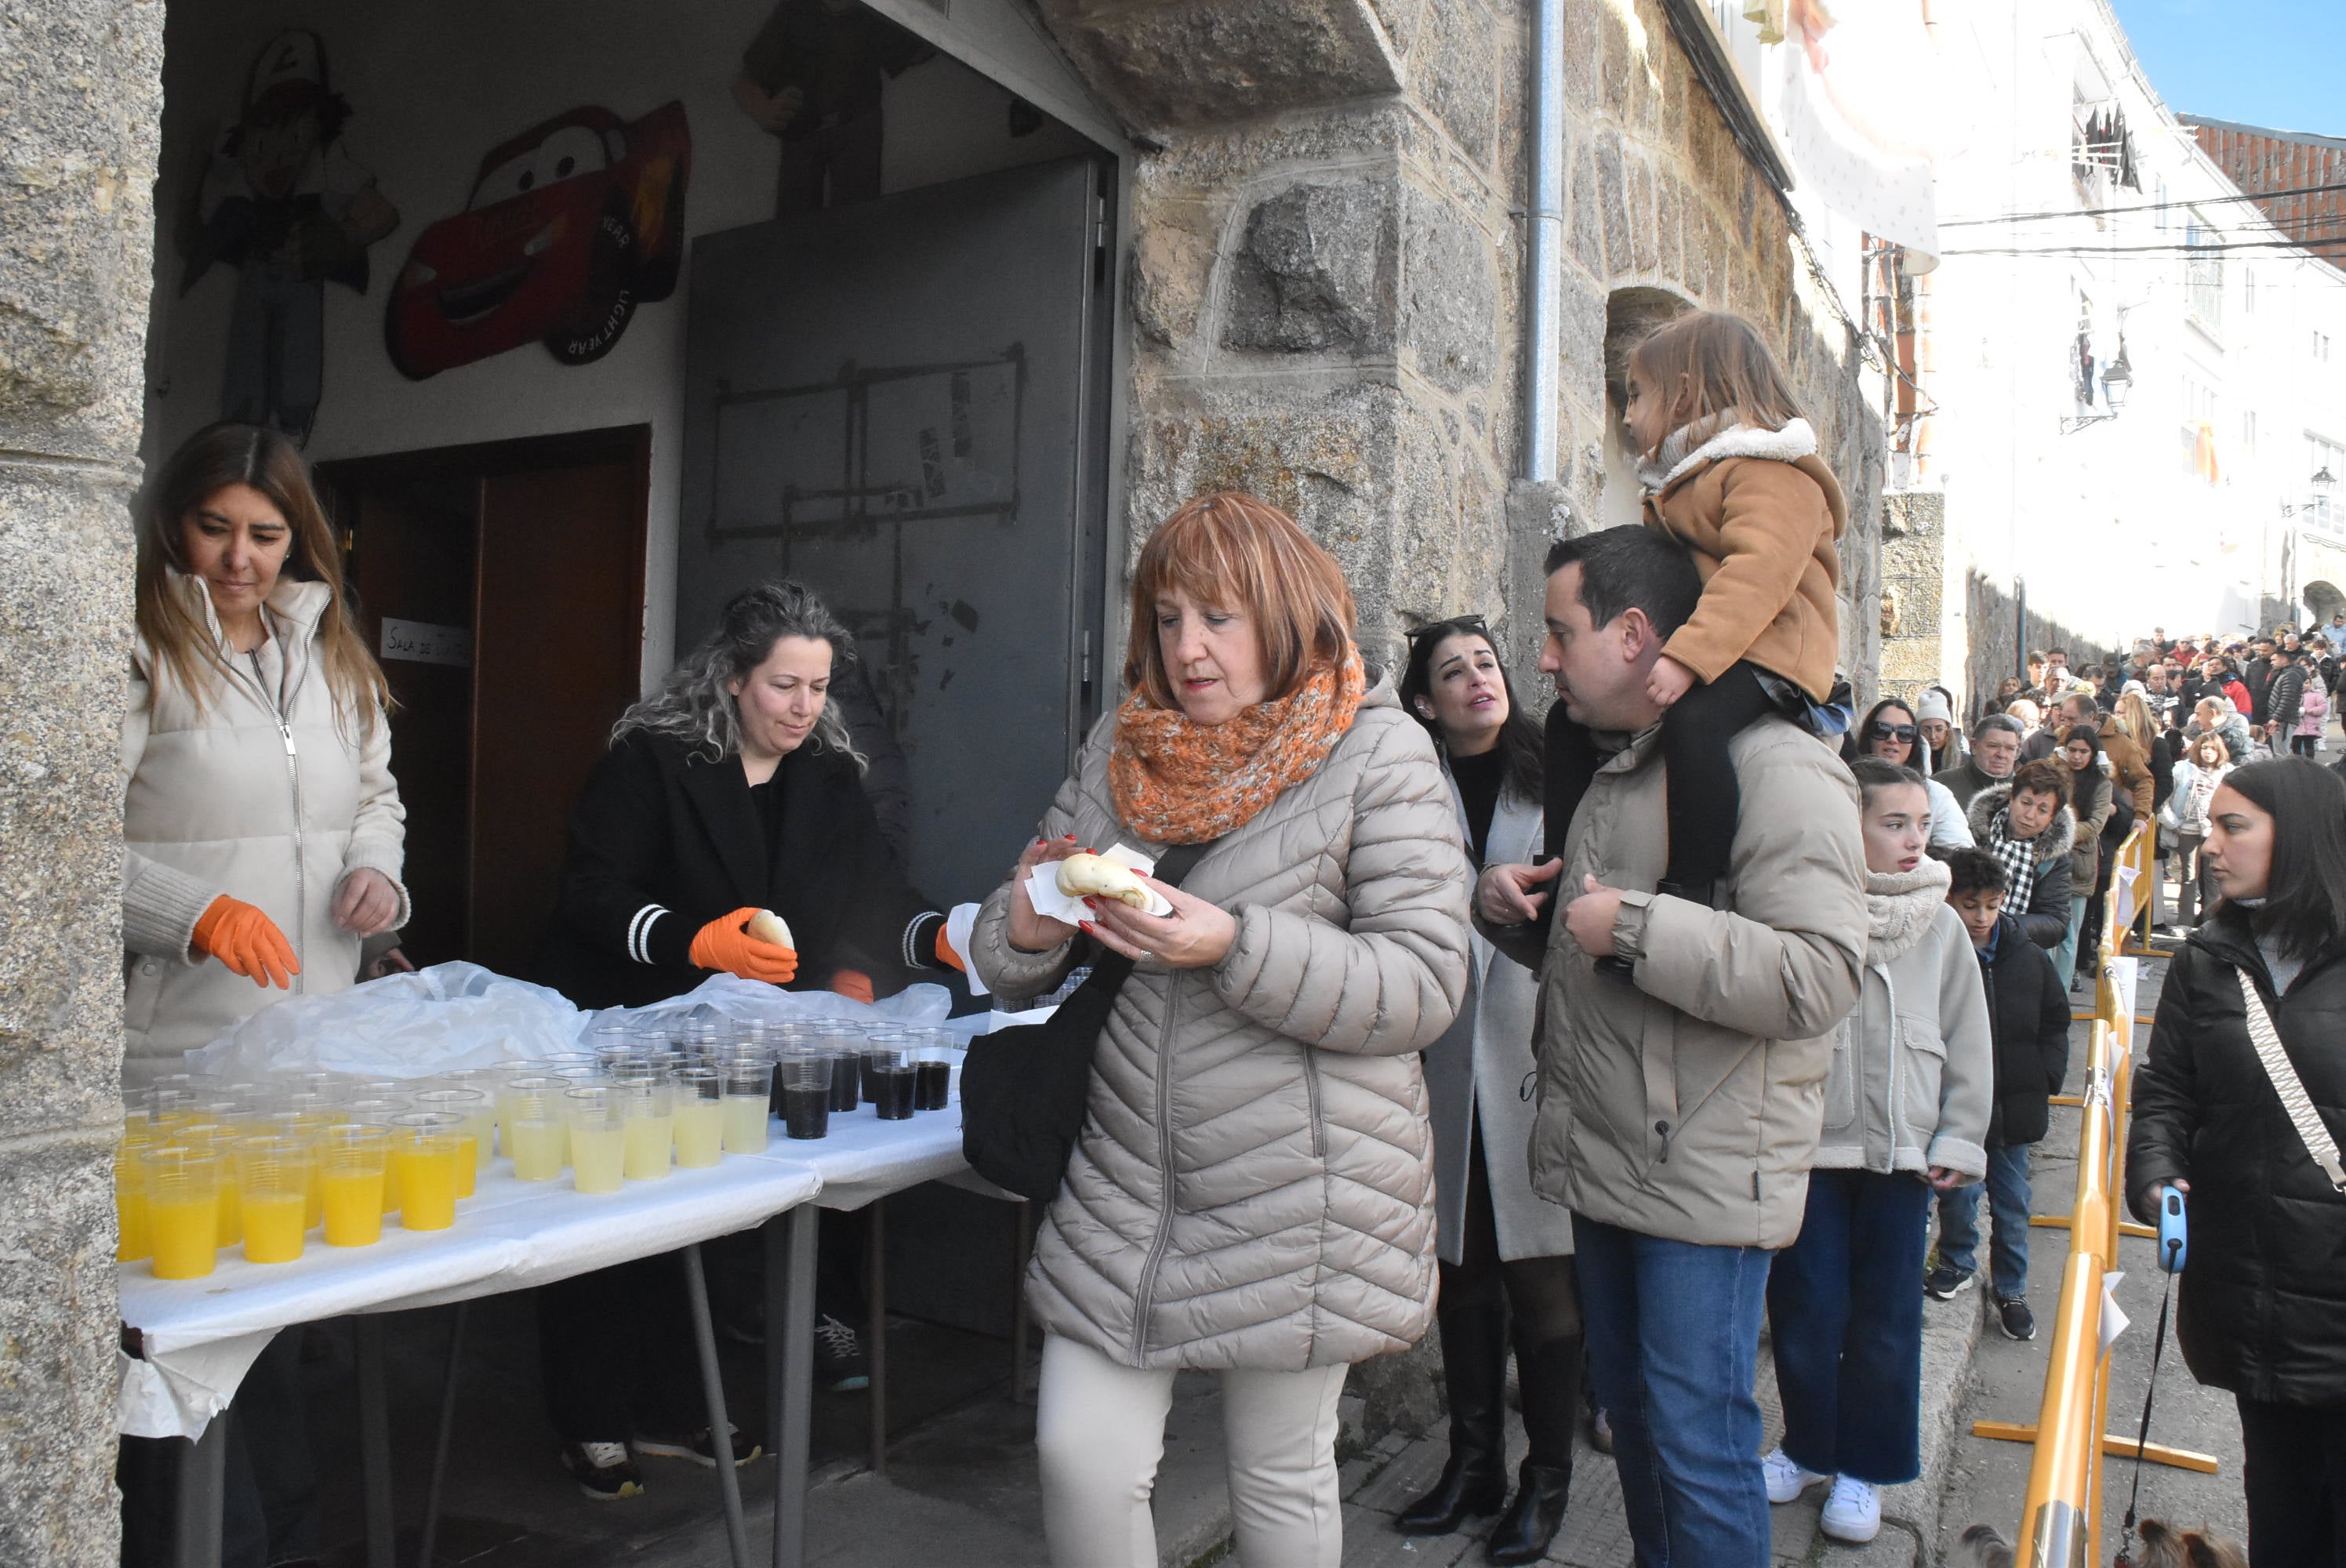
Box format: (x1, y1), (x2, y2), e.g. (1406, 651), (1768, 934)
(320, 426), (649, 974)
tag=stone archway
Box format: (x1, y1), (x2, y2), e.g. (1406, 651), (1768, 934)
(2306, 579), (2345, 626)
(1598, 288), (1692, 532)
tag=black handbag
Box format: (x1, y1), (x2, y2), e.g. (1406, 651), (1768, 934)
(961, 840), (1214, 1203)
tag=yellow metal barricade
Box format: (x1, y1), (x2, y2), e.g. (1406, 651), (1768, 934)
(1971, 824), (2217, 1565)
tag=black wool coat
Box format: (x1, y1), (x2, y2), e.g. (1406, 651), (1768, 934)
(532, 731), (943, 1010)
(1977, 914), (2070, 1145)
(2128, 908), (2346, 1408)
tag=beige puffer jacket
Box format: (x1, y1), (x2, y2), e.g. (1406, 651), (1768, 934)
(122, 572), (409, 1087)
(1490, 716), (1867, 1249)
(971, 678), (1472, 1370)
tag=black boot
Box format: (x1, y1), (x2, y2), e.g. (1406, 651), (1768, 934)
(1486, 1329), (1581, 1563)
(1396, 1300), (1509, 1534)
(1486, 1458), (1573, 1565)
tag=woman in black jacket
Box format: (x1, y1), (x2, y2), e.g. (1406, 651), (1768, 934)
(533, 581), (961, 1500)
(2128, 758), (2346, 1565)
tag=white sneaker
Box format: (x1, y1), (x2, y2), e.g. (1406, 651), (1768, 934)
(1820, 1475), (1881, 1543)
(1762, 1447), (1828, 1504)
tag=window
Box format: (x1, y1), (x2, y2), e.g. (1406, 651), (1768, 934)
(2186, 219), (2223, 331)
(2244, 268), (2256, 314)
(2315, 331), (2333, 362)
(2155, 176), (2170, 231)
(2312, 434), (2344, 532)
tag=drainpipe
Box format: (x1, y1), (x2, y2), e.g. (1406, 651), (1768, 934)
(1524, 0), (1564, 483)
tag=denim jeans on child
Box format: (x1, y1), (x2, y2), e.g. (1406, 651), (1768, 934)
(1574, 1214), (1774, 1568)
(1936, 1139), (2034, 1300)
(1765, 1170), (1930, 1486)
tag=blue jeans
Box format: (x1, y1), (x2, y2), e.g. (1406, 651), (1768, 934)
(2053, 894), (2085, 989)
(1574, 1214), (1774, 1568)
(1936, 1140), (2034, 1300)
(1765, 1171), (1930, 1485)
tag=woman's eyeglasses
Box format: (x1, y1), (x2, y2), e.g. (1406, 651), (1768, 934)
(1868, 720), (1918, 742)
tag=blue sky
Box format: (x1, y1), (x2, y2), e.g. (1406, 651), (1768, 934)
(2108, 0), (2346, 138)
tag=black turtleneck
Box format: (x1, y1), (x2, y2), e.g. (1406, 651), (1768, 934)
(1450, 746), (1505, 866)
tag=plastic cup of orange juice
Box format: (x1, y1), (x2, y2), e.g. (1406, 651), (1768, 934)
(234, 1136), (314, 1265)
(141, 1146), (221, 1280)
(114, 1125), (162, 1263)
(318, 1124), (390, 1247)
(388, 1112), (463, 1231)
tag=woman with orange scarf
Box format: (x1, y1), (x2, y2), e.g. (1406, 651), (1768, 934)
(968, 492), (1473, 1567)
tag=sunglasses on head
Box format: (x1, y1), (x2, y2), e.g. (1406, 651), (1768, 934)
(1404, 615), (1491, 644)
(1868, 720), (1918, 742)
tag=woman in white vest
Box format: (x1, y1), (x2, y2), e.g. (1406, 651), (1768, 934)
(122, 423), (409, 1088)
(1394, 617), (1582, 1565)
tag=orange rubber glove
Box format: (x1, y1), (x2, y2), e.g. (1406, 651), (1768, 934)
(689, 907), (798, 985)
(830, 969), (876, 1005)
(934, 927), (966, 974)
(191, 895), (300, 990)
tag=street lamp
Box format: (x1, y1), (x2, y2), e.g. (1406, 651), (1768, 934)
(2060, 342), (2133, 434)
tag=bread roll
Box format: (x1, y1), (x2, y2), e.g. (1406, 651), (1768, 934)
(746, 909), (794, 949)
(1055, 852), (1152, 909)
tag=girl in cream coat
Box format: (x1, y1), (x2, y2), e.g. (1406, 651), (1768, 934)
(1761, 759), (1990, 1544)
(122, 424), (408, 1087)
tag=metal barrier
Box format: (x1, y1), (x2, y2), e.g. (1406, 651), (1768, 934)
(1969, 822), (2218, 1567)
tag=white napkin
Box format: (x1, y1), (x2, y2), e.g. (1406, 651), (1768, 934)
(1024, 844), (1175, 921)
(942, 902), (987, 996)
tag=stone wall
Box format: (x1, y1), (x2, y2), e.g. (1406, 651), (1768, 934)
(0, 0), (165, 1560)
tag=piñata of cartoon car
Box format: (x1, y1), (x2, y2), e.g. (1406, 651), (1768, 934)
(385, 100), (690, 378)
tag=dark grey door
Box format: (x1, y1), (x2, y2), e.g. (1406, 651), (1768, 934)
(680, 156), (1111, 907)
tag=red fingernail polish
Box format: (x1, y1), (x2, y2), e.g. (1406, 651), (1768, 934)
(1079, 920), (1096, 934)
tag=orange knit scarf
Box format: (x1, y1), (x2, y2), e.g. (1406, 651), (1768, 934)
(1109, 652), (1367, 844)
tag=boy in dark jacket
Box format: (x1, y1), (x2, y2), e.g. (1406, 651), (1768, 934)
(1926, 848), (2072, 1341)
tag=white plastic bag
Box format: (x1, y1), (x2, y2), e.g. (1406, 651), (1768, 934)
(185, 962), (582, 1080)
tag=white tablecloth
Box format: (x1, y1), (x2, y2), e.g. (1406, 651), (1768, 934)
(115, 1096), (978, 1439)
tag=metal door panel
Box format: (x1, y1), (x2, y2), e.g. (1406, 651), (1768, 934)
(681, 157), (1106, 906)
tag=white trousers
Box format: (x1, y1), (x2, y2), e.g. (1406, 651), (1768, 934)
(1035, 1334), (1349, 1568)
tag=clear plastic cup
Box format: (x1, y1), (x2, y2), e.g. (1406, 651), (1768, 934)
(619, 1079), (674, 1181)
(234, 1135), (315, 1265)
(911, 1044), (959, 1112)
(720, 1058), (775, 1154)
(566, 1087), (626, 1195)
(318, 1124), (388, 1247)
(167, 1122), (245, 1247)
(141, 1146), (221, 1279)
(670, 1067), (725, 1168)
(506, 1090), (566, 1182)
(412, 1088), (492, 1191)
(864, 1046), (917, 1120)
(778, 1052), (833, 1139)
(388, 1112), (463, 1231)
(497, 1076), (558, 1167)
(115, 1125), (163, 1263)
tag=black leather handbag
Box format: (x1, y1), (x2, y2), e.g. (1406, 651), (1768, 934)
(961, 840), (1213, 1203)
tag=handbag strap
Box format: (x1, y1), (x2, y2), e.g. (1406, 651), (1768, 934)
(2234, 966), (2346, 1192)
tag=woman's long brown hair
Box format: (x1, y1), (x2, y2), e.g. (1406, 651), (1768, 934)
(136, 423), (391, 736)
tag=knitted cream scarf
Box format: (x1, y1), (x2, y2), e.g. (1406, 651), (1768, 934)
(1108, 650), (1367, 845)
(1865, 857), (1951, 967)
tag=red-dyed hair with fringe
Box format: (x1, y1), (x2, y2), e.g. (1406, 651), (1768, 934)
(1124, 492), (1356, 710)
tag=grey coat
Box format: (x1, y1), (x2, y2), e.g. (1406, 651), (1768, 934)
(1422, 775), (1574, 1265)
(971, 679), (1473, 1370)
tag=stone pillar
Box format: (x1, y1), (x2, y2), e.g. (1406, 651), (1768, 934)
(0, 1), (165, 1560)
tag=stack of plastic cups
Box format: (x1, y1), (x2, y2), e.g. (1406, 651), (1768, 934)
(388, 1112), (463, 1231)
(720, 1058), (774, 1154)
(619, 1077), (674, 1181)
(566, 1087), (626, 1195)
(671, 1067), (725, 1168)
(234, 1135), (314, 1264)
(318, 1125), (389, 1247)
(506, 1085), (566, 1181)
(142, 1145), (221, 1279)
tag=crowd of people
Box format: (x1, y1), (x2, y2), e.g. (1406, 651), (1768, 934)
(117, 307), (2346, 1568)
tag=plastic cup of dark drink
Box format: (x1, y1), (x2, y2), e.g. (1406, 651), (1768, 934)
(824, 1046), (861, 1113)
(865, 1047), (916, 1120)
(779, 1054), (831, 1141)
(911, 1045), (956, 1112)
(862, 1033), (915, 1105)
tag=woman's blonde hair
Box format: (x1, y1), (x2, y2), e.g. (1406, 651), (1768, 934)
(1124, 492), (1356, 711)
(1628, 310), (1806, 439)
(2115, 691), (2155, 747)
(135, 423), (390, 738)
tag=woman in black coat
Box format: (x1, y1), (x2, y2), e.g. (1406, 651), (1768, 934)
(2128, 758), (2346, 1565)
(533, 581), (961, 1500)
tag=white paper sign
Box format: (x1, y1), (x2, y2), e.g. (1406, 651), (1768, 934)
(2099, 1270), (2130, 1357)
(380, 618), (473, 668)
